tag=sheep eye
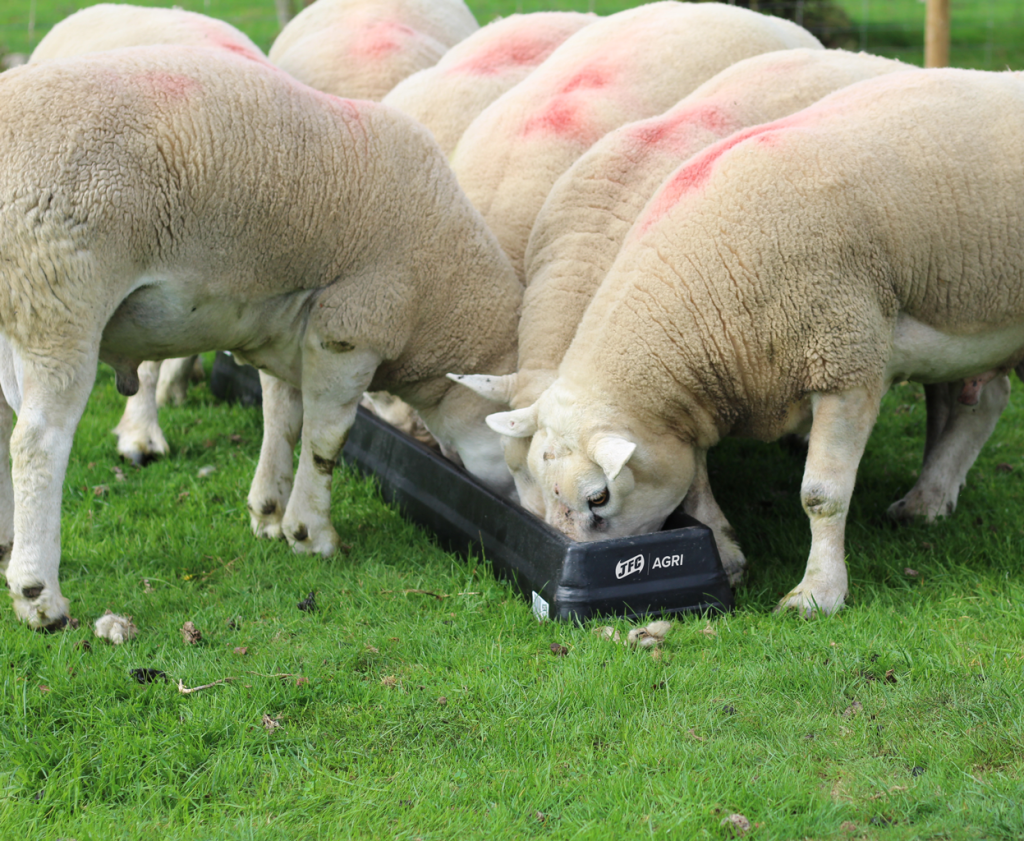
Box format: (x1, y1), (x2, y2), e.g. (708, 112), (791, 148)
(588, 488), (609, 509)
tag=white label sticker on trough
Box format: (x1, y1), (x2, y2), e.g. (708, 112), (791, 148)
(532, 590), (550, 621)
(616, 553), (645, 579)
(652, 552), (685, 569)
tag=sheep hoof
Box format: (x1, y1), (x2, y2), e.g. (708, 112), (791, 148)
(115, 432), (170, 466)
(121, 449), (158, 467)
(11, 586), (71, 631)
(717, 543), (747, 588)
(775, 586), (845, 618)
(286, 523), (340, 557)
(886, 492), (953, 524)
(251, 518), (285, 541)
(723, 563), (746, 589)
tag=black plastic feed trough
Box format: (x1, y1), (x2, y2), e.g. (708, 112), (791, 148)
(210, 352), (734, 621)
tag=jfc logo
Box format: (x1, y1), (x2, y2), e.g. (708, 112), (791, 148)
(615, 553), (645, 579)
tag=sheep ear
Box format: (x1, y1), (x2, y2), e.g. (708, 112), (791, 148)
(486, 405), (538, 438)
(591, 435), (636, 481)
(447, 372), (517, 406)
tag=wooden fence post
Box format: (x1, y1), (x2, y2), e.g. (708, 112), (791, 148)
(274, 0), (294, 29)
(925, 0), (950, 68)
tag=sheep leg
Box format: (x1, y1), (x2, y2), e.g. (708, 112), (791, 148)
(112, 360), (170, 465)
(888, 375), (1009, 523)
(681, 448), (745, 586)
(362, 391), (440, 449)
(777, 387), (880, 618)
(0, 386), (13, 576)
(279, 344), (382, 556)
(922, 381), (951, 462)
(6, 355), (97, 629)
(155, 355), (201, 407)
(248, 372), (303, 541)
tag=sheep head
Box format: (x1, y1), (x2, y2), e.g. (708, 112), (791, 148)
(486, 380), (695, 541)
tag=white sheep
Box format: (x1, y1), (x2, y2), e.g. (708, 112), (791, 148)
(29, 3), (268, 64)
(452, 48), (912, 584)
(450, 1), (822, 280)
(269, 0), (481, 447)
(0, 46), (520, 629)
(269, 0), (478, 101)
(484, 67), (1024, 616)
(29, 3), (274, 464)
(383, 11), (595, 156)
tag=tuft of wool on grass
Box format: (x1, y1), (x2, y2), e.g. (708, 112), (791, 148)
(94, 610), (138, 644)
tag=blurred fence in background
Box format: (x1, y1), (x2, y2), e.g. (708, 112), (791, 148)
(680, 1), (1024, 69)
(3, 0), (1023, 70)
(828, 0), (1024, 70)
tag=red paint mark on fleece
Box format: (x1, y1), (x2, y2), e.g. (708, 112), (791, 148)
(636, 120), (793, 236)
(137, 71), (203, 101)
(628, 103), (738, 151)
(559, 67), (609, 94)
(354, 21), (417, 59)
(522, 100), (584, 137)
(213, 39), (268, 65)
(449, 35), (559, 77)
(520, 66), (612, 139)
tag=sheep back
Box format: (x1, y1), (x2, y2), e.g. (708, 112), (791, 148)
(563, 68), (1024, 443)
(269, 0), (479, 100)
(517, 48), (912, 401)
(30, 3), (267, 64)
(383, 12), (595, 156)
(450, 1), (822, 280)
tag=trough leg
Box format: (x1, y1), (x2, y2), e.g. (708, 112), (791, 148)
(777, 387), (880, 617)
(248, 372), (303, 540)
(887, 376), (1009, 523)
(6, 356), (97, 629)
(279, 343), (381, 556)
(113, 360), (169, 465)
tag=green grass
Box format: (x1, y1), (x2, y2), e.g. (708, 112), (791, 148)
(2, 364), (1024, 840)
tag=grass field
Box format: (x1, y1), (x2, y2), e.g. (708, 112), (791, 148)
(2, 1), (1024, 839)
(4, 372), (1024, 840)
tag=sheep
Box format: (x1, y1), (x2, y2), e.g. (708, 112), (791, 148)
(522, 49), (913, 396)
(383, 11), (595, 156)
(269, 0), (479, 101)
(0, 46), (520, 629)
(269, 0), (481, 449)
(29, 3), (274, 465)
(30, 3), (268, 64)
(449, 1), (822, 280)
(451, 48), (913, 584)
(483, 67), (1024, 616)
